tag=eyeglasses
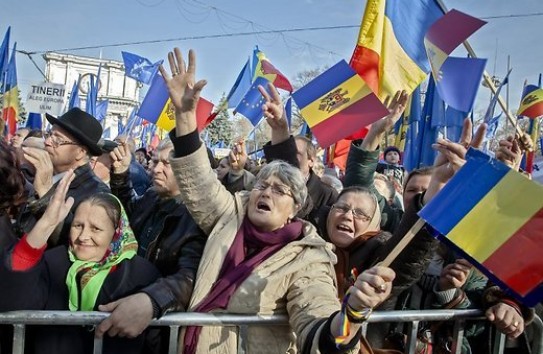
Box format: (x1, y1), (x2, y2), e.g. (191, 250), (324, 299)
(253, 181), (294, 198)
(44, 132), (79, 148)
(331, 203), (372, 221)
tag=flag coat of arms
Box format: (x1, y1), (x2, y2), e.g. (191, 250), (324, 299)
(518, 87), (543, 119)
(292, 60), (389, 148)
(419, 149), (543, 305)
(138, 74), (214, 131)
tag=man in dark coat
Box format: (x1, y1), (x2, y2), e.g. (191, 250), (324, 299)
(16, 108), (110, 245)
(95, 137), (206, 348)
(264, 135), (338, 219)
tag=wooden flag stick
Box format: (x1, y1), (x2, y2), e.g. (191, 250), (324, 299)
(380, 218), (427, 267)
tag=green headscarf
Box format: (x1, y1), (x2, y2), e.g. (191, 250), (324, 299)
(66, 194), (138, 311)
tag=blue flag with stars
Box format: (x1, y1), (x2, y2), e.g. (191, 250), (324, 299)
(235, 77), (270, 126)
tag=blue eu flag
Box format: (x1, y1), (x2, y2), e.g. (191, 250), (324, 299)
(235, 77), (270, 126)
(122, 51), (163, 85)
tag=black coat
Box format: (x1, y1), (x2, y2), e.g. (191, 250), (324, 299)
(0, 245), (160, 354)
(110, 170), (206, 316)
(15, 163), (110, 246)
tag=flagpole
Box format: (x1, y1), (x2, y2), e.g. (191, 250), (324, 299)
(435, 0), (530, 149)
(380, 218), (426, 267)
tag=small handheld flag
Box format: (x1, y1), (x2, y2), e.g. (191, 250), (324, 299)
(424, 9), (487, 112)
(419, 149), (543, 306)
(518, 87), (543, 119)
(252, 47), (292, 92)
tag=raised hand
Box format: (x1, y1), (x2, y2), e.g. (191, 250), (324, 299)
(438, 259), (472, 291)
(229, 140), (247, 172)
(424, 119), (486, 204)
(26, 170), (75, 249)
(496, 136), (522, 170)
(110, 143), (132, 174)
(22, 146), (54, 198)
(433, 119), (486, 181)
(371, 90), (409, 134)
(362, 90), (408, 151)
(159, 48), (207, 137)
(259, 83), (289, 144)
(348, 265), (396, 310)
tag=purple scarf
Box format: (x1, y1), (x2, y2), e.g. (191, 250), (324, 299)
(183, 217), (303, 354)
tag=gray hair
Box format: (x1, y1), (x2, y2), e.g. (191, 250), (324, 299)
(157, 136), (173, 151)
(256, 160), (307, 207)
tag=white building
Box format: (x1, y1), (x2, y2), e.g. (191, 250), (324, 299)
(43, 52), (141, 137)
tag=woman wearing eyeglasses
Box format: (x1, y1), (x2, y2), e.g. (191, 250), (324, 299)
(161, 48), (397, 354)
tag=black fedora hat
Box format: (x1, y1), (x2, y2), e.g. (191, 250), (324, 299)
(45, 108), (103, 156)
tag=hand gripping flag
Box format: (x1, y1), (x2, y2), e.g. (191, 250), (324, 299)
(292, 60), (389, 148)
(424, 9), (487, 112)
(419, 149), (543, 306)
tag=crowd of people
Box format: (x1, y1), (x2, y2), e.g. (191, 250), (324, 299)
(0, 47), (540, 354)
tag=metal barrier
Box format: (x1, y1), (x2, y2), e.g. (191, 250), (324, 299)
(0, 310), (541, 354)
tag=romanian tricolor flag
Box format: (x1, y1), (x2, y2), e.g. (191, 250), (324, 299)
(292, 60), (389, 148)
(2, 42), (19, 136)
(419, 149), (543, 305)
(252, 46), (292, 92)
(518, 86), (543, 119)
(350, 0), (443, 100)
(138, 74), (214, 132)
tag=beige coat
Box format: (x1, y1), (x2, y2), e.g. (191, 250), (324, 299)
(170, 144), (359, 354)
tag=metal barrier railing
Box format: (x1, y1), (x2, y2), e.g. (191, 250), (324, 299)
(0, 310), (541, 354)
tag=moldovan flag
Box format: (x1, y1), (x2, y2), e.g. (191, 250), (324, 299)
(292, 60), (389, 148)
(350, 0), (443, 100)
(518, 87), (543, 119)
(419, 149), (543, 306)
(138, 74), (214, 131)
(252, 46), (292, 92)
(2, 42), (18, 136)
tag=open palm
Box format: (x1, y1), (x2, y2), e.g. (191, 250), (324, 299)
(159, 48), (207, 114)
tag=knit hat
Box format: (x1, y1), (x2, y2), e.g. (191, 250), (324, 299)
(384, 146), (401, 158)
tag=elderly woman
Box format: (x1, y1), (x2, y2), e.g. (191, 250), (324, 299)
(0, 167), (160, 354)
(160, 47), (396, 354)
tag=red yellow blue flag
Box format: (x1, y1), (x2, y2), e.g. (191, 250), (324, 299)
(252, 46), (292, 92)
(2, 42), (18, 136)
(424, 9), (487, 112)
(518, 86), (543, 119)
(292, 60), (389, 148)
(350, 0), (443, 100)
(419, 149), (543, 306)
(138, 74), (214, 131)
